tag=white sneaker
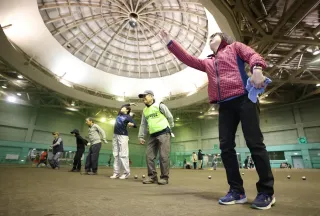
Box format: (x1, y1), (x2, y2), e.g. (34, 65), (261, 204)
(119, 173), (130, 180)
(110, 174), (120, 179)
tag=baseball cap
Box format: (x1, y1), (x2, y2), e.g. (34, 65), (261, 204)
(138, 90), (154, 98)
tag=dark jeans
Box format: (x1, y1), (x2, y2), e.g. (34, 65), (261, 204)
(73, 149), (85, 170)
(219, 95), (274, 195)
(193, 162), (197, 169)
(85, 143), (101, 173)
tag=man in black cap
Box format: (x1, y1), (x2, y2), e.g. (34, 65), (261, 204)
(69, 129), (88, 172)
(138, 90), (174, 185)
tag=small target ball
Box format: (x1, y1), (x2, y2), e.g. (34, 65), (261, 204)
(134, 175), (138, 179)
(287, 175), (291, 179)
(142, 175), (146, 178)
(241, 173), (244, 175)
(208, 176), (212, 179)
(302, 176), (306, 180)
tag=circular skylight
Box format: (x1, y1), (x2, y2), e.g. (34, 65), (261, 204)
(38, 0), (208, 78)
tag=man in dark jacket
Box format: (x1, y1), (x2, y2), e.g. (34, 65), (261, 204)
(69, 129), (88, 172)
(198, 149), (204, 169)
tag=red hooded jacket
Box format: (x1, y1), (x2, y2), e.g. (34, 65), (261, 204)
(167, 39), (266, 103)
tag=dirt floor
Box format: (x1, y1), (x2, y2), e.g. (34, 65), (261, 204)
(0, 166), (319, 216)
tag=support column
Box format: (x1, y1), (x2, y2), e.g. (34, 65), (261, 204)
(293, 106), (306, 138)
(24, 108), (39, 142)
(301, 149), (312, 169)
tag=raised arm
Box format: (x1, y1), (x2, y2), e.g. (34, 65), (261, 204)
(160, 30), (206, 72)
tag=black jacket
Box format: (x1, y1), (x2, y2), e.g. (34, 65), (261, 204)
(71, 129), (88, 150)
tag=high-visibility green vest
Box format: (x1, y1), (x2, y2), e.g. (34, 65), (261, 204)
(143, 102), (170, 134)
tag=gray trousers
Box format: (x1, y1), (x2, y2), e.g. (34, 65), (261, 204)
(146, 133), (171, 180)
(85, 143), (101, 173)
(112, 135), (130, 175)
(49, 152), (62, 168)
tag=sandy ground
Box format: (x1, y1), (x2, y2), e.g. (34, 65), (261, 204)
(0, 166), (319, 216)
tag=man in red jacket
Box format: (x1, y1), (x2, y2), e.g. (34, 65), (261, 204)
(160, 30), (275, 210)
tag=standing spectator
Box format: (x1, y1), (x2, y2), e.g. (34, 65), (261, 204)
(192, 152), (197, 169)
(249, 157), (255, 169)
(244, 156), (249, 169)
(49, 132), (64, 170)
(212, 154), (218, 170)
(198, 149), (204, 169)
(84, 117), (107, 175)
(183, 158), (187, 169)
(69, 129), (88, 172)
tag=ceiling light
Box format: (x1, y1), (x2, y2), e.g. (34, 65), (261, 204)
(17, 93), (21, 96)
(313, 46), (320, 55)
(7, 96), (16, 103)
(187, 90), (197, 96)
(17, 75), (23, 79)
(211, 107), (215, 110)
(200, 111), (203, 114)
(116, 97), (125, 102)
(100, 117), (106, 122)
(316, 84), (320, 87)
(66, 107), (78, 111)
(69, 151), (72, 152)
(109, 119), (116, 125)
(59, 79), (73, 88)
(265, 94), (268, 97)
(2, 85), (7, 89)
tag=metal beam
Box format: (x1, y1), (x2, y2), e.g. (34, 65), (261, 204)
(45, 14), (72, 24)
(139, 8), (206, 19)
(95, 21), (129, 67)
(273, 37), (320, 46)
(73, 19), (125, 55)
(268, 45), (304, 75)
(234, 0), (266, 36)
(271, 0), (304, 36)
(52, 14), (127, 36)
(137, 21), (161, 77)
(284, 0), (320, 36)
(39, 2), (127, 13)
(137, 0), (157, 13)
(299, 88), (320, 100)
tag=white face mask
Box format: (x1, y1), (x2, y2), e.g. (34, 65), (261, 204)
(209, 35), (222, 53)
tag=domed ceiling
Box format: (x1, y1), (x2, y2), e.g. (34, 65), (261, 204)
(38, 0), (209, 78)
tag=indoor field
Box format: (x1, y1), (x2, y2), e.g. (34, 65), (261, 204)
(1, 167), (320, 216)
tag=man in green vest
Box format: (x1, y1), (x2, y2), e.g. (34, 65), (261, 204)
(138, 90), (174, 185)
